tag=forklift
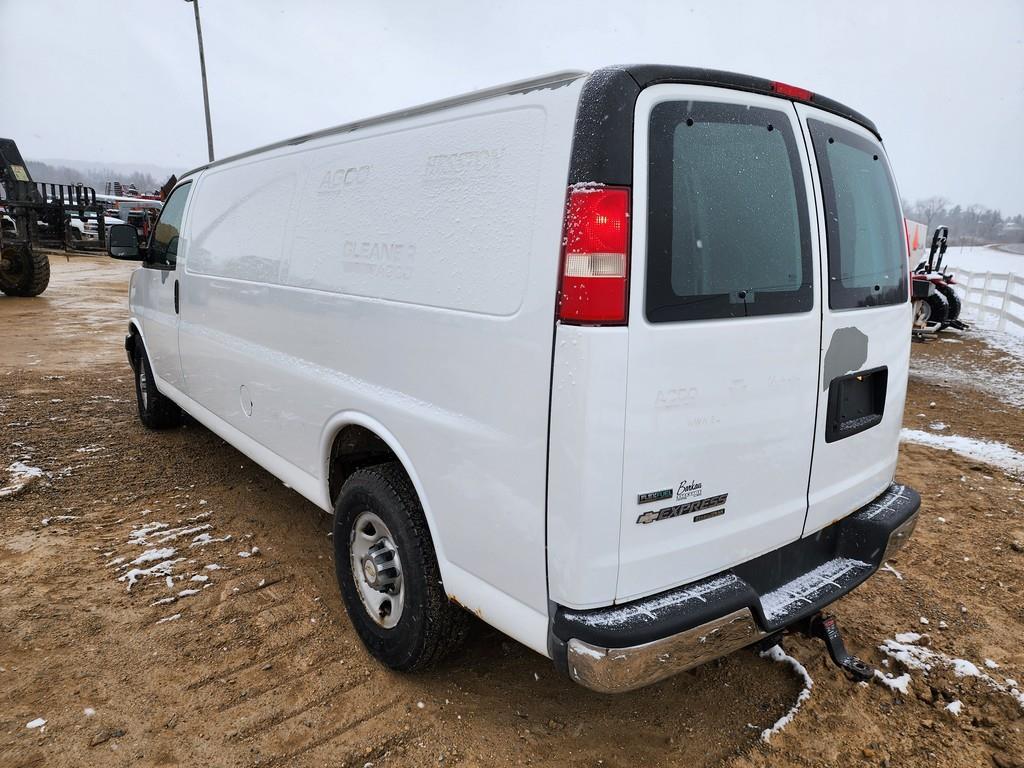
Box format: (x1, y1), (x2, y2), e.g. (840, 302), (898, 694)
(0, 137), (107, 296)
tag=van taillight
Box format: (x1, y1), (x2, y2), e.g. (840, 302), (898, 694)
(771, 81), (814, 102)
(904, 219), (913, 298)
(558, 186), (630, 325)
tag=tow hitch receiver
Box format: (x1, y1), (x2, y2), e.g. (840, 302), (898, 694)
(802, 612), (874, 682)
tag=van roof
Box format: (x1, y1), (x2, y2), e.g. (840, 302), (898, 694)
(569, 65), (881, 186)
(179, 65), (879, 183)
(178, 69), (587, 180)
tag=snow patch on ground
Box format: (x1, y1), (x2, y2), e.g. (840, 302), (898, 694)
(759, 645), (813, 742)
(911, 325), (1024, 408)
(104, 503), (250, 607)
(191, 533), (231, 548)
(900, 429), (1024, 477)
(128, 547), (177, 566)
(879, 634), (1024, 710)
(1, 462), (46, 498)
(118, 558), (184, 591)
(874, 671), (912, 694)
(945, 699), (964, 716)
(881, 563), (904, 580)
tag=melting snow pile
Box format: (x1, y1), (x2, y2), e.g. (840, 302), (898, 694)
(107, 505), (236, 602)
(878, 634), (1024, 710)
(1, 462), (46, 498)
(874, 670), (912, 694)
(759, 645), (813, 742)
(900, 429), (1024, 477)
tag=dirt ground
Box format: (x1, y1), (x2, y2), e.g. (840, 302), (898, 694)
(1, 254), (1022, 768)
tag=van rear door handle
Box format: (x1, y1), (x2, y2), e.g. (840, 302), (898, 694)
(174, 279), (179, 314)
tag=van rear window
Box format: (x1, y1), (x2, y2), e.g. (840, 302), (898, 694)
(645, 101), (813, 323)
(807, 119), (907, 309)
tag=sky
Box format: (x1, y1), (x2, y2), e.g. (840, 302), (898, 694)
(2, 0), (1022, 214)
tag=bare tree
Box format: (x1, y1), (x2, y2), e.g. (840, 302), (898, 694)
(916, 196), (950, 231)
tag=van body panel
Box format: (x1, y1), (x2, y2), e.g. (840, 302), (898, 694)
(174, 82), (585, 632)
(122, 66), (917, 684)
(794, 104), (911, 535)
(135, 181), (195, 389)
(547, 325), (629, 609)
(614, 85), (822, 602)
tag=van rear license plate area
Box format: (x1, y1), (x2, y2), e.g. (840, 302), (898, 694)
(825, 366), (888, 443)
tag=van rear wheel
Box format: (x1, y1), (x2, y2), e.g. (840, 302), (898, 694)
(334, 462), (469, 671)
(132, 341), (183, 429)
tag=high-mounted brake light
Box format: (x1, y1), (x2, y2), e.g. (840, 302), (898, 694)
(771, 81), (814, 102)
(558, 186), (630, 325)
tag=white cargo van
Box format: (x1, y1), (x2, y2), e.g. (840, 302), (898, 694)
(108, 65), (920, 693)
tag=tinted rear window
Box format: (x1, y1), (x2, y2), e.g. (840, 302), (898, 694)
(646, 101), (813, 323)
(807, 119), (907, 309)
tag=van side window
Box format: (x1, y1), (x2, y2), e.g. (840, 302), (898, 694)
(147, 182), (192, 269)
(807, 120), (907, 309)
(645, 102), (813, 323)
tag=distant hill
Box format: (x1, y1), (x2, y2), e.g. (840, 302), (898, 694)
(25, 158), (182, 195)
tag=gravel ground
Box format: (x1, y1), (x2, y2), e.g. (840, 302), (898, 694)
(1, 255), (1022, 767)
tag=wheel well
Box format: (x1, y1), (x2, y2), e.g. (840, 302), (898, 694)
(327, 424), (400, 507)
(126, 323), (141, 369)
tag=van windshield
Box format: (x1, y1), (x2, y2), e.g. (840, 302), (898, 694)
(807, 119), (907, 309)
(645, 101), (813, 323)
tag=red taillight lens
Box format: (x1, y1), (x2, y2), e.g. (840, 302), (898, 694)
(558, 186), (630, 325)
(771, 81), (814, 102)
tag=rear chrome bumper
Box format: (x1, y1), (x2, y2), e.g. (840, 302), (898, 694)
(567, 608), (765, 693)
(553, 482), (920, 694)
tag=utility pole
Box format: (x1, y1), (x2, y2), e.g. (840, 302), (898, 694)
(185, 0), (215, 162)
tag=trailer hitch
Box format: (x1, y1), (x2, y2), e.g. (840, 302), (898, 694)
(800, 612), (874, 682)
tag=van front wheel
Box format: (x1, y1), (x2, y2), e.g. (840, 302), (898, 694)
(132, 341), (183, 430)
(334, 462), (469, 671)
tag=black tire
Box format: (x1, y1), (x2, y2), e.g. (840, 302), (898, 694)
(925, 290), (949, 327)
(0, 245), (50, 297)
(334, 462), (469, 671)
(934, 282), (961, 323)
(133, 340), (184, 429)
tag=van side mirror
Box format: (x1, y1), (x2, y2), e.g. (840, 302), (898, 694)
(108, 223), (142, 260)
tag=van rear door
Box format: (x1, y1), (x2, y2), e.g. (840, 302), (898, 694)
(616, 85), (822, 602)
(794, 106), (911, 535)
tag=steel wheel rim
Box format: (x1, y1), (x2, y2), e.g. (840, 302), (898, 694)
(138, 363), (150, 409)
(350, 510), (404, 628)
(915, 299), (931, 325)
(0, 247), (26, 283)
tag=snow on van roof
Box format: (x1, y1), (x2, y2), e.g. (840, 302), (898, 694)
(179, 69), (588, 181)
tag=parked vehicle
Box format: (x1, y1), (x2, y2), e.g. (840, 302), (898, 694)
(65, 210), (126, 240)
(911, 274), (939, 331)
(913, 225), (967, 331)
(108, 65), (920, 693)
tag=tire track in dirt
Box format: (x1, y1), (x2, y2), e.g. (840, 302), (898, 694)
(4, 256), (1023, 767)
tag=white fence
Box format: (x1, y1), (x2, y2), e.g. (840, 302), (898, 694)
(953, 268), (1024, 331)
